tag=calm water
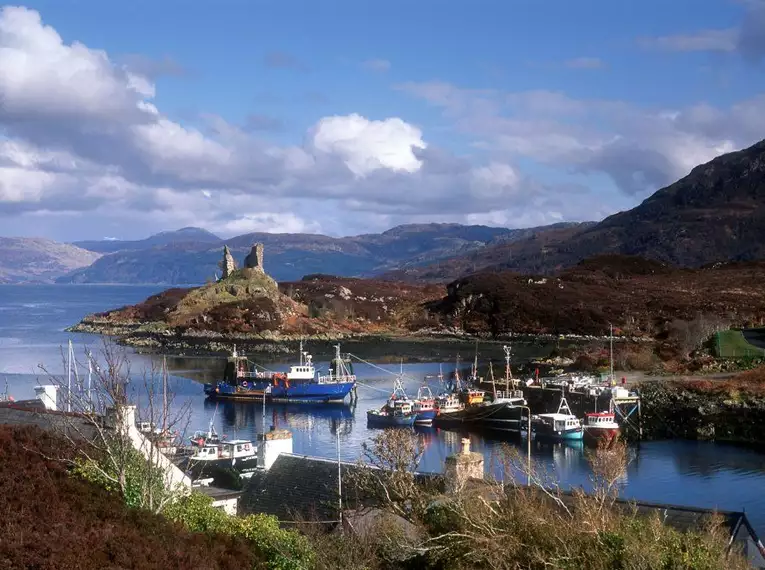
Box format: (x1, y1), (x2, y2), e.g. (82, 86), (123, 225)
(1, 284), (764, 534)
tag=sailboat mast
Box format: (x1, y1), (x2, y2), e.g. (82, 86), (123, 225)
(67, 339), (72, 413)
(162, 355), (168, 433)
(87, 352), (92, 411)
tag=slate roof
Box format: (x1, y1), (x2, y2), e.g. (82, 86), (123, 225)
(0, 403), (105, 441)
(241, 453), (365, 522)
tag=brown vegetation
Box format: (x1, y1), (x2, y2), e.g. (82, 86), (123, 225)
(0, 425), (255, 570)
(331, 430), (748, 570)
(428, 256), (765, 341)
(86, 272), (443, 338)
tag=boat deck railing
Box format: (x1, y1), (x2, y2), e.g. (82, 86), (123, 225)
(237, 371), (271, 379)
(316, 374), (357, 385)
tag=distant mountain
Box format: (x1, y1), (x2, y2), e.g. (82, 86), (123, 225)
(0, 238), (101, 283)
(58, 223), (530, 285)
(387, 139), (765, 282)
(73, 227), (221, 254)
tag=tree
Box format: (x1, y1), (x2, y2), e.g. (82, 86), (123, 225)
(40, 340), (192, 514)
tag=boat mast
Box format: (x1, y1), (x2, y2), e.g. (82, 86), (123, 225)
(472, 341), (478, 383)
(86, 350), (92, 412)
(489, 360), (497, 400)
(162, 355), (168, 433)
(454, 355), (461, 392)
(67, 339), (73, 413)
(609, 324), (614, 385)
(503, 344), (512, 393)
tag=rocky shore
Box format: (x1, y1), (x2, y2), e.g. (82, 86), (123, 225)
(638, 378), (765, 446)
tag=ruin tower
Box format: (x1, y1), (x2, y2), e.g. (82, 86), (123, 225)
(219, 245), (237, 279)
(244, 242), (265, 272)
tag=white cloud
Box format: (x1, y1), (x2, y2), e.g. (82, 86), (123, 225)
(310, 114), (426, 177)
(401, 80), (765, 196)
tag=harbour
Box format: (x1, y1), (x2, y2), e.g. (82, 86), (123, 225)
(3, 283), (765, 538)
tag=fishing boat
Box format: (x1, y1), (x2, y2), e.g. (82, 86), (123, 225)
(367, 375), (417, 427)
(413, 385), (437, 425)
(190, 404), (225, 447)
(434, 351), (527, 432)
(583, 325), (621, 446)
(583, 410), (620, 446)
(204, 342), (356, 404)
(186, 439), (259, 478)
(532, 391), (584, 441)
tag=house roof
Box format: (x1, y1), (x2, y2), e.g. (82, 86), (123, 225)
(0, 403), (105, 441)
(241, 454), (364, 522)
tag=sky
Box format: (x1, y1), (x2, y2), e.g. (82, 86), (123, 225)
(2, 0), (765, 242)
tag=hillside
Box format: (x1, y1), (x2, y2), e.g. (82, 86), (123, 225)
(57, 223), (564, 285)
(389, 139), (765, 282)
(0, 238), (101, 283)
(72, 226), (221, 253)
(426, 255), (765, 344)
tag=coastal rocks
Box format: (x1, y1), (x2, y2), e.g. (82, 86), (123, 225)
(638, 381), (765, 445)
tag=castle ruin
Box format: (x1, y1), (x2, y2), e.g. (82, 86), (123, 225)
(244, 242), (264, 272)
(219, 245), (237, 279)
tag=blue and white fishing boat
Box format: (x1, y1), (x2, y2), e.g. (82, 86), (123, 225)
(367, 375), (417, 427)
(531, 391), (584, 441)
(204, 343), (356, 404)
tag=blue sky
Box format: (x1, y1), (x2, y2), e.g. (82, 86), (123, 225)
(1, 0), (764, 240)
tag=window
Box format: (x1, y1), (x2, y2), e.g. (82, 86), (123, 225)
(237, 445), (242, 452)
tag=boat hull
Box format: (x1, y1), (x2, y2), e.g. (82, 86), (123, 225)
(204, 380), (355, 404)
(583, 427), (620, 447)
(367, 410), (417, 427)
(533, 423), (584, 441)
(185, 455), (260, 478)
(434, 402), (525, 432)
(414, 409), (437, 425)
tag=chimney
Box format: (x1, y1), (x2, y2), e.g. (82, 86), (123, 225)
(444, 437), (484, 493)
(258, 427), (293, 470)
(34, 385), (58, 411)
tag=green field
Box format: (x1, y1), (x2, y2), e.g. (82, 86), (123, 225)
(715, 329), (765, 359)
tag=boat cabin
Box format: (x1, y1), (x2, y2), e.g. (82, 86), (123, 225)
(537, 413), (582, 432)
(460, 389), (485, 405)
(585, 412), (619, 428)
(192, 439), (256, 461)
(435, 393), (462, 412)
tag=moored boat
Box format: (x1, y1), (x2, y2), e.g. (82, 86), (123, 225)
(186, 439), (259, 478)
(413, 385), (437, 425)
(204, 343), (356, 404)
(367, 375), (417, 427)
(583, 411), (620, 446)
(532, 392), (584, 441)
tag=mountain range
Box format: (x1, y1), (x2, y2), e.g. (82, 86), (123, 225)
(3, 138), (765, 285)
(55, 223), (572, 285)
